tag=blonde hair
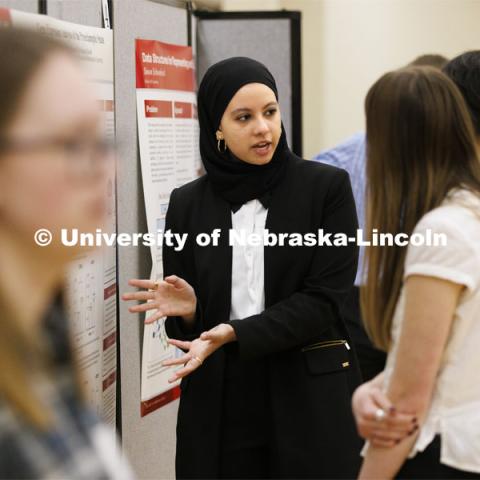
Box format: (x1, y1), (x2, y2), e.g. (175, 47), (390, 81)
(0, 291), (53, 429)
(0, 27), (79, 429)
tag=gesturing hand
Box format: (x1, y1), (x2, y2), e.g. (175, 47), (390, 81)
(162, 324), (237, 382)
(122, 275), (197, 324)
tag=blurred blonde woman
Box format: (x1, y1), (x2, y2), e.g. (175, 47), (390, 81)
(352, 66), (480, 479)
(0, 27), (132, 479)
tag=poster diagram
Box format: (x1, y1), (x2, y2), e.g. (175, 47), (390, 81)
(1, 7), (117, 426)
(136, 39), (200, 416)
(66, 255), (103, 413)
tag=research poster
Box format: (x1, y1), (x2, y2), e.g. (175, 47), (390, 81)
(1, 8), (117, 425)
(136, 39), (201, 416)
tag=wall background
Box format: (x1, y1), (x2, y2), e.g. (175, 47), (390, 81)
(219, 0), (480, 158)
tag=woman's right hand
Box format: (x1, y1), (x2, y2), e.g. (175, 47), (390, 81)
(352, 380), (418, 448)
(122, 275), (197, 324)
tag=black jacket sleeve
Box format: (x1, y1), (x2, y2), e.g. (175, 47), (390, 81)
(228, 170), (358, 359)
(163, 188), (204, 342)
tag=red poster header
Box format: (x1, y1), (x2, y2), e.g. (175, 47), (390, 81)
(145, 100), (173, 118)
(136, 39), (195, 92)
(174, 101), (193, 119)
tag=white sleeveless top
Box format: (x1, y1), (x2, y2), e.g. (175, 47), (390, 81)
(384, 189), (480, 473)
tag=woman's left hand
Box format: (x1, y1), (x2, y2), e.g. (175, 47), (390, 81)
(352, 380), (417, 447)
(162, 323), (237, 382)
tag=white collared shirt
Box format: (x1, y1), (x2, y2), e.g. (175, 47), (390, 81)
(229, 199), (267, 320)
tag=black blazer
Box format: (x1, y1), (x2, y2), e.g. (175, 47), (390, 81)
(164, 154), (362, 479)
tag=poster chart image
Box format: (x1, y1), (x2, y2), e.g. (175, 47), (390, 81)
(136, 39), (201, 416)
(65, 249), (117, 426)
(1, 8), (117, 426)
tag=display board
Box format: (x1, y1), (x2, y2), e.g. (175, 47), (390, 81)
(0, 0), (37, 13)
(135, 38), (201, 416)
(113, 1), (188, 478)
(47, 0), (104, 28)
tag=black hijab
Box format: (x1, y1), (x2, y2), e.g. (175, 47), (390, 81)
(197, 57), (290, 205)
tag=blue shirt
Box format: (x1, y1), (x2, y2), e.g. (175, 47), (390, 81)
(313, 132), (366, 286)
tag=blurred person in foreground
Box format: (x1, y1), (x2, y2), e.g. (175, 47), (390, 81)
(313, 54), (448, 383)
(0, 27), (132, 479)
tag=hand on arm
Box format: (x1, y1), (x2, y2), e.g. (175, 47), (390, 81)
(352, 372), (418, 448)
(359, 275), (463, 479)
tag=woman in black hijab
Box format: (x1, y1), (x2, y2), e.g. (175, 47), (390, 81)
(197, 56), (289, 204)
(124, 57), (362, 479)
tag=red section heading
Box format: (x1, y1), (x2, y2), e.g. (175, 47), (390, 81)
(141, 386), (181, 417)
(103, 331), (116, 351)
(144, 100), (173, 118)
(0, 8), (12, 26)
(174, 102), (192, 119)
(104, 283), (116, 300)
(136, 39), (195, 92)
(102, 371), (116, 392)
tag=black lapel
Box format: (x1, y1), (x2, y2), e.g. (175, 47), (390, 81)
(202, 186), (233, 325)
(264, 159), (296, 307)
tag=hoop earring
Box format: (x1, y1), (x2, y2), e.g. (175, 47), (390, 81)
(217, 138), (227, 153)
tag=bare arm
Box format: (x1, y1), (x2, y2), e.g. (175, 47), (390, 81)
(359, 275), (463, 479)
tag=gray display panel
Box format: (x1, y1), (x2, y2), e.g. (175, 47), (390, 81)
(1, 0), (38, 13)
(113, 0), (187, 478)
(47, 0), (103, 27)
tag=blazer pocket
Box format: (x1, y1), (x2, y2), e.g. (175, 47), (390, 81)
(301, 340), (351, 375)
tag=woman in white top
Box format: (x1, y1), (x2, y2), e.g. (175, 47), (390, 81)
(352, 66), (480, 478)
